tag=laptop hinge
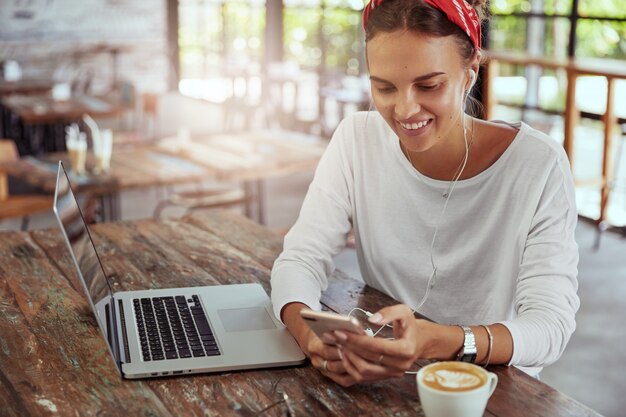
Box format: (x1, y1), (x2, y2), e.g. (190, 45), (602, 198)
(118, 299), (131, 364)
(105, 298), (123, 371)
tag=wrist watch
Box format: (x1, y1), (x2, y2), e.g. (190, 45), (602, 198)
(456, 325), (477, 363)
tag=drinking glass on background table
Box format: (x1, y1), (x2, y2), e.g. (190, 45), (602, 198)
(66, 130), (87, 175)
(93, 129), (112, 173)
(417, 361), (498, 417)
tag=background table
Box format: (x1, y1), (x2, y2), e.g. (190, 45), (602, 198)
(0, 146), (213, 222)
(0, 131), (325, 224)
(157, 130), (326, 224)
(0, 93), (125, 155)
(0, 210), (602, 416)
(0, 79), (54, 97)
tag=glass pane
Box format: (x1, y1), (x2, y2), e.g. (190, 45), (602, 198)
(576, 19), (626, 59)
(284, 8), (324, 69)
(322, 8), (363, 74)
(489, 16), (527, 51)
(284, 0), (322, 7)
(324, 0), (364, 10)
(491, 0), (571, 15)
(223, 2), (265, 71)
(491, 65), (568, 112)
(579, 0), (626, 19)
(178, 2), (224, 79)
(489, 16), (571, 59)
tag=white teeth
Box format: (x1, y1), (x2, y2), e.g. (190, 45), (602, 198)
(401, 120), (429, 130)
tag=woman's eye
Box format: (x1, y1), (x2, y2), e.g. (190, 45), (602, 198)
(375, 86), (395, 94)
(419, 84), (439, 91)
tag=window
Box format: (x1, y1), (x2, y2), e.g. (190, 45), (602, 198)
(177, 0), (265, 102)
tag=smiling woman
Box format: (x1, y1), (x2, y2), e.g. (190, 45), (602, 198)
(270, 0), (580, 388)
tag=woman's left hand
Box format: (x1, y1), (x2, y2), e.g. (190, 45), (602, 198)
(332, 304), (442, 383)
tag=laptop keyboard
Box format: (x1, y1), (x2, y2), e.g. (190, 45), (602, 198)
(133, 295), (221, 361)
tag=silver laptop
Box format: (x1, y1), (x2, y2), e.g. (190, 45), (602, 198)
(52, 161), (305, 379)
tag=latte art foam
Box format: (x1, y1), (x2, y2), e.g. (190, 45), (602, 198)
(421, 363), (487, 392)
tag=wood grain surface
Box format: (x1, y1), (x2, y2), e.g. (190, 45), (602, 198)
(0, 210), (600, 417)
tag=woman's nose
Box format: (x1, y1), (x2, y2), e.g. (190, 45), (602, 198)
(394, 90), (421, 120)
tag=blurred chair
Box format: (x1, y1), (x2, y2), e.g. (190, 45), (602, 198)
(594, 121), (626, 249)
(111, 91), (160, 146)
(70, 67), (94, 95)
(0, 140), (53, 230)
(263, 61), (319, 134)
(153, 186), (247, 218)
(140, 92), (160, 140)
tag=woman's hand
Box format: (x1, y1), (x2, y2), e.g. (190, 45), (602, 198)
(304, 330), (357, 387)
(281, 302), (358, 387)
(332, 304), (461, 384)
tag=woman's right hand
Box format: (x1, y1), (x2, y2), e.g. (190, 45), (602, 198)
(281, 302), (357, 387)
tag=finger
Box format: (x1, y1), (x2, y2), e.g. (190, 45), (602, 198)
(321, 332), (337, 345)
(311, 348), (348, 374)
(323, 358), (348, 375)
(367, 304), (414, 329)
(321, 344), (343, 361)
(309, 339), (344, 361)
(342, 348), (405, 380)
(334, 330), (416, 361)
(340, 346), (406, 372)
(341, 349), (399, 383)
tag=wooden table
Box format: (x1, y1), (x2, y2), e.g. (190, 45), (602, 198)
(0, 210), (601, 416)
(0, 93), (125, 156)
(156, 129), (326, 224)
(0, 79), (54, 97)
(482, 51), (626, 224)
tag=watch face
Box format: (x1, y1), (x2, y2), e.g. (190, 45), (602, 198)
(459, 353), (478, 363)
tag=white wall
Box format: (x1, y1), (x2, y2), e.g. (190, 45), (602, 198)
(0, 0), (170, 94)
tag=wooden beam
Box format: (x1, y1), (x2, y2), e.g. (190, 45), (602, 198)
(265, 0), (284, 65)
(166, 0), (180, 91)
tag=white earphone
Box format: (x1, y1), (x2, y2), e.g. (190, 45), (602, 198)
(465, 69), (477, 99)
(469, 69), (476, 85)
(412, 68), (477, 313)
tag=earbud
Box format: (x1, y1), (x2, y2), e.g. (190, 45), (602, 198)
(469, 69), (476, 85)
(464, 69), (477, 100)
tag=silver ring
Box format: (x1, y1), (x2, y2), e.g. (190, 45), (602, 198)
(322, 359), (328, 371)
(377, 354), (384, 365)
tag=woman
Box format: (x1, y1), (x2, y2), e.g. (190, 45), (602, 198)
(271, 0), (579, 387)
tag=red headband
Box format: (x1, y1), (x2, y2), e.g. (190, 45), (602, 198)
(363, 0), (481, 52)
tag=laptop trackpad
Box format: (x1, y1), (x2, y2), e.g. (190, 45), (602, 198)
(217, 307), (277, 332)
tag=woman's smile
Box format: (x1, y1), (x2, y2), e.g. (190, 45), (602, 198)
(397, 118), (433, 137)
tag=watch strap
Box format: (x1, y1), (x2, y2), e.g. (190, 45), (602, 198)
(456, 325), (477, 363)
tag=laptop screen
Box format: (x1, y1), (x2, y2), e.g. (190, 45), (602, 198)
(53, 161), (113, 332)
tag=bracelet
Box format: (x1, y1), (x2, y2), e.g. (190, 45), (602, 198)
(480, 325), (493, 367)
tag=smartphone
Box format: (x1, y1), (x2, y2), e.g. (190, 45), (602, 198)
(300, 309), (365, 343)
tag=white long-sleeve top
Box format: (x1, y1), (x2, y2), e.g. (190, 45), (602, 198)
(271, 111), (579, 376)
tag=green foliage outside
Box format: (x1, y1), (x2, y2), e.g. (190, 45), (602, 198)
(490, 0), (626, 60)
(179, 0), (624, 81)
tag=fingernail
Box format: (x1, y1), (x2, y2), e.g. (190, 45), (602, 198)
(338, 347), (344, 360)
(334, 330), (347, 341)
(322, 333), (337, 344)
(369, 313), (383, 324)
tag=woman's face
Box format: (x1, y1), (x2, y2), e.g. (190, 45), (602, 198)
(367, 30), (472, 155)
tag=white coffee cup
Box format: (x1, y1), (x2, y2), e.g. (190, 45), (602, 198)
(417, 361), (498, 417)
